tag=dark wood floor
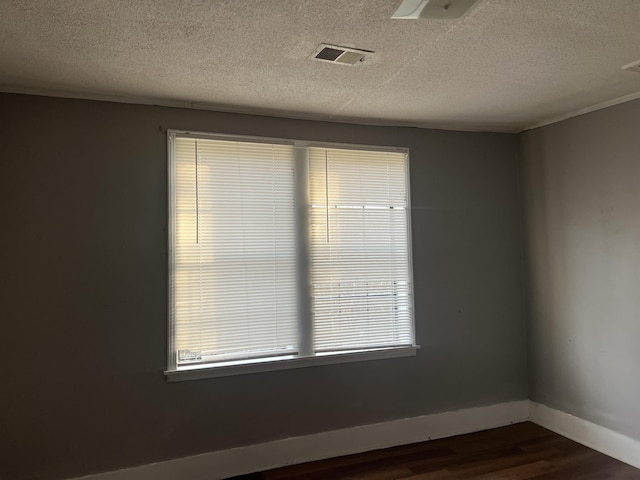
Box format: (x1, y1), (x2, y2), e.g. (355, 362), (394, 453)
(232, 422), (640, 479)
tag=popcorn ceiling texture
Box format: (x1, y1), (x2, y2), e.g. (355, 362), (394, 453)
(0, 0), (639, 131)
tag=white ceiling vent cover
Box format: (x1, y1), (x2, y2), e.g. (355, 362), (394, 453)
(622, 59), (640, 73)
(311, 44), (373, 66)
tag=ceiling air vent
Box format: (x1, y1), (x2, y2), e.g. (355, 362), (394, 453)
(622, 59), (640, 73)
(312, 44), (372, 66)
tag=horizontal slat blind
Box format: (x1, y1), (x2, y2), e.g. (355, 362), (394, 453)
(308, 147), (413, 352)
(173, 136), (297, 365)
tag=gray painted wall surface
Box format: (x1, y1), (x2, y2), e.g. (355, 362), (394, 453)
(520, 98), (640, 442)
(0, 93), (526, 480)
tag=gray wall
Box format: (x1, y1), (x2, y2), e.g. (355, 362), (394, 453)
(0, 93), (526, 480)
(520, 98), (640, 441)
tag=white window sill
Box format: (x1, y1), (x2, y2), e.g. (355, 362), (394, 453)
(164, 345), (420, 382)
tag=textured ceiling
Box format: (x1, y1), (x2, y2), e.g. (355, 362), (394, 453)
(1, 0), (640, 132)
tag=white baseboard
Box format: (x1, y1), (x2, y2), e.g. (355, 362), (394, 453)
(70, 400), (529, 480)
(529, 401), (640, 470)
(68, 400), (640, 480)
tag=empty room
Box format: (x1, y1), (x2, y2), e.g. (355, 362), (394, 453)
(1, 1), (640, 479)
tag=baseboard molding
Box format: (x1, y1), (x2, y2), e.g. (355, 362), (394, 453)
(70, 400), (529, 480)
(64, 400), (640, 479)
(529, 401), (640, 470)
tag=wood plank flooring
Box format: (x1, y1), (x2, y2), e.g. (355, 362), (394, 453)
(230, 422), (640, 479)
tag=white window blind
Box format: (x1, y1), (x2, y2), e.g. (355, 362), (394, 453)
(169, 132), (415, 375)
(172, 136), (298, 365)
(308, 147), (413, 353)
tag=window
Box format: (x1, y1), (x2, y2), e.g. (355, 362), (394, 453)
(166, 131), (417, 381)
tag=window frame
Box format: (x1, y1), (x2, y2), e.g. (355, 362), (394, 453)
(165, 129), (418, 382)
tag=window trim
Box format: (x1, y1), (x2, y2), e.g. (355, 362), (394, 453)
(165, 346), (419, 382)
(165, 129), (418, 381)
